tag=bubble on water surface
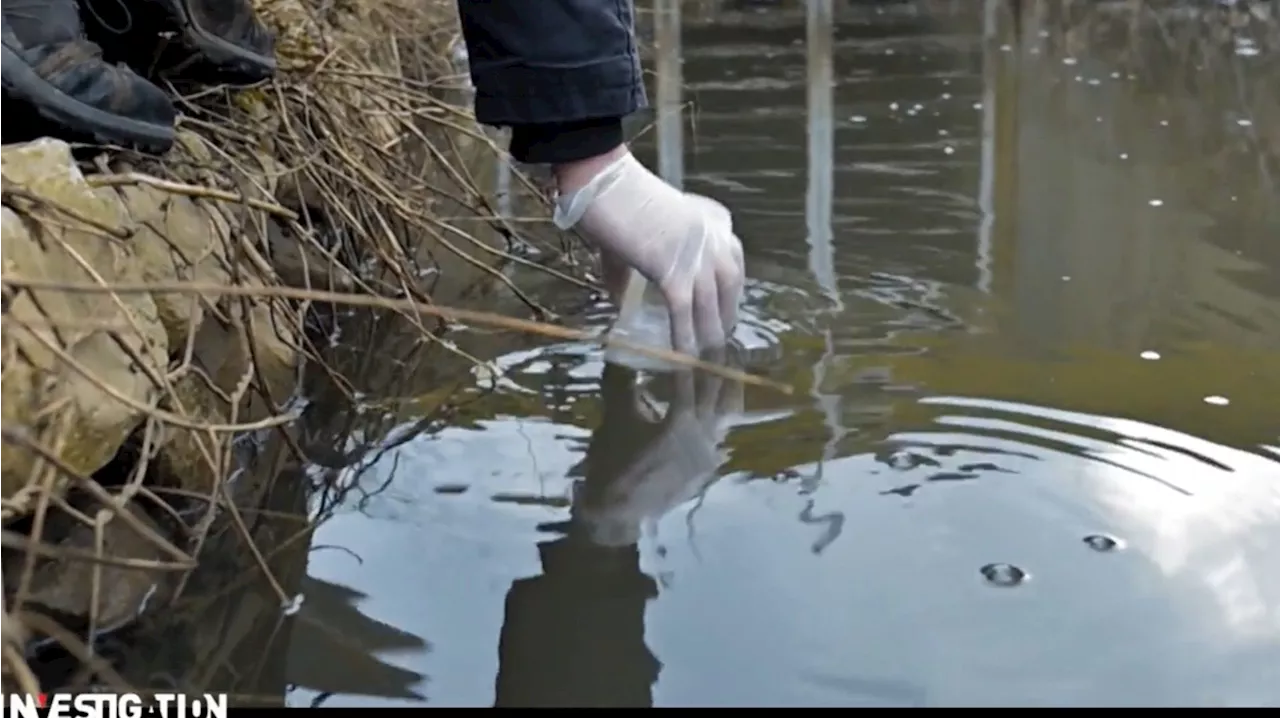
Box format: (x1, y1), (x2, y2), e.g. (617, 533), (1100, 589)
(1140, 350), (1160, 360)
(1083, 534), (1123, 552)
(1204, 395), (1230, 406)
(980, 563), (1027, 587)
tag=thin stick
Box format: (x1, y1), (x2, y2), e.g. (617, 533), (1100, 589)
(2, 277), (792, 393)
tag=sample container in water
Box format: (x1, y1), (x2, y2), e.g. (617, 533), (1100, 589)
(605, 194), (737, 372)
(605, 270), (678, 372)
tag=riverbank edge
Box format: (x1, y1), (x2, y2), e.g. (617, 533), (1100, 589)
(0, 0), (509, 681)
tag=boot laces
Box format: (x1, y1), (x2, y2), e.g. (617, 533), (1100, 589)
(4, 0), (132, 35)
(84, 0), (134, 35)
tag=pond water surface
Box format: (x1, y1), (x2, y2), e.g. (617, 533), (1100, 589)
(286, 1), (1279, 707)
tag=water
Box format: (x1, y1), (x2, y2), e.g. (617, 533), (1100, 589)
(284, 0), (1277, 707)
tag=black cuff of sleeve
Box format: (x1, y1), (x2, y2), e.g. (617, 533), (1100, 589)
(509, 117), (625, 165)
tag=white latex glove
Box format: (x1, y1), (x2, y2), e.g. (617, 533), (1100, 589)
(555, 152), (746, 356)
(574, 363), (745, 547)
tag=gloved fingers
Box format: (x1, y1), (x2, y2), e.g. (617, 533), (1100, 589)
(693, 270), (727, 354)
(663, 282), (699, 358)
(716, 237), (745, 340)
(700, 345), (728, 367)
(729, 229), (745, 273)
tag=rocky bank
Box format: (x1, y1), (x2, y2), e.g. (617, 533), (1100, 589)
(1, 0), (512, 677)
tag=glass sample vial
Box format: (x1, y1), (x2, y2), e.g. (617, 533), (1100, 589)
(604, 270), (678, 372)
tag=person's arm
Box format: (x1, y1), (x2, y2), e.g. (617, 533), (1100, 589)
(456, 0), (647, 166)
(456, 0), (745, 359)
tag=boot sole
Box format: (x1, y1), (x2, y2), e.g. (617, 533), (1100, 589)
(160, 0), (277, 83)
(1, 44), (175, 154)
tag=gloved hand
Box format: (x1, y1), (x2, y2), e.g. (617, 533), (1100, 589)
(554, 152), (746, 357)
(574, 361), (745, 547)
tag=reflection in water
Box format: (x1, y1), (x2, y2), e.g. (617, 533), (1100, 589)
(288, 0), (1280, 708)
(494, 537), (659, 707)
(802, 0), (849, 549)
(495, 363), (743, 707)
(974, 0), (1007, 294)
(287, 576), (428, 705)
(805, 0), (838, 303)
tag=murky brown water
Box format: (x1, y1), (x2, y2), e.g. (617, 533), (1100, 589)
(275, 0), (1280, 708)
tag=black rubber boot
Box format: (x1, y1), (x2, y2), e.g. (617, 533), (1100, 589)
(79, 0), (276, 85)
(1, 0), (176, 154)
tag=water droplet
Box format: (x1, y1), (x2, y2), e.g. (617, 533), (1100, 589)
(943, 146), (955, 155)
(850, 115), (867, 123)
(1140, 350), (1160, 360)
(1148, 199), (1164, 207)
(940, 92), (952, 100)
(1119, 152), (1129, 159)
(1236, 119), (1254, 127)
(1159, 120), (1169, 127)
(885, 450), (939, 471)
(1204, 395), (1230, 406)
(1062, 57), (1078, 65)
(1083, 534), (1122, 552)
(889, 102), (900, 111)
(972, 102), (983, 110)
(980, 563), (1028, 587)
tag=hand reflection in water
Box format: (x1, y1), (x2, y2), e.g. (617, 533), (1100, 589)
(493, 359), (744, 708)
(578, 357), (745, 547)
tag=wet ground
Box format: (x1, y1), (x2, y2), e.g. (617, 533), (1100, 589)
(284, 0), (1279, 707)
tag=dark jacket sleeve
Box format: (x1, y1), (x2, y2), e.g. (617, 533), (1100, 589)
(456, 0), (648, 163)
